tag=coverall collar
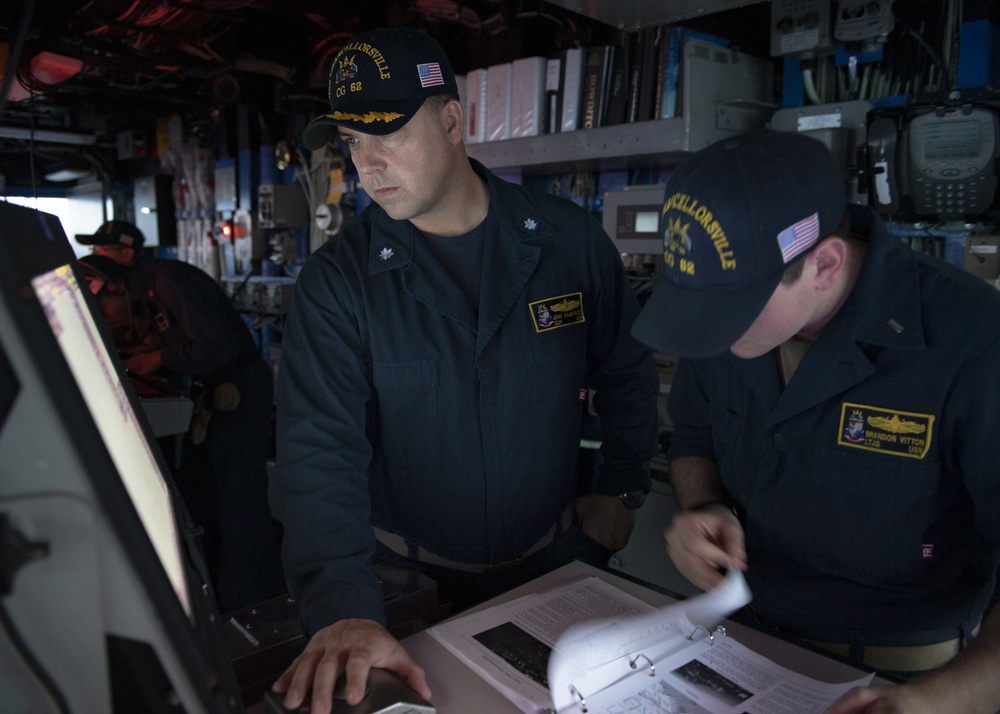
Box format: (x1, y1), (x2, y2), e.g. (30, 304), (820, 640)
(736, 206), (926, 426)
(363, 159), (554, 352)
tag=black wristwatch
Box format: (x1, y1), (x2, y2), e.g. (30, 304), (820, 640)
(685, 498), (738, 517)
(618, 489), (648, 510)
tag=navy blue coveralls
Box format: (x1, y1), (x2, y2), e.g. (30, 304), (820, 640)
(276, 160), (660, 636)
(668, 206), (1000, 650)
(145, 257), (285, 612)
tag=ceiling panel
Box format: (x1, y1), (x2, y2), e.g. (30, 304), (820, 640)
(544, 0), (766, 30)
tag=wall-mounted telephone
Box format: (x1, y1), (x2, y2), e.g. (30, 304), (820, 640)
(866, 103), (1000, 220)
(907, 106), (998, 218)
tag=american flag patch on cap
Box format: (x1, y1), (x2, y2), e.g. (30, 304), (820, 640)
(417, 62), (444, 87)
(777, 212), (820, 263)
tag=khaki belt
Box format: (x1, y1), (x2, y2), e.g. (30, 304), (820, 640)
(804, 620), (980, 672)
(373, 503), (574, 574)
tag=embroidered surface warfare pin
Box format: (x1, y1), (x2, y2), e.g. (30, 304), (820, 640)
(529, 292), (585, 332)
(838, 402), (934, 458)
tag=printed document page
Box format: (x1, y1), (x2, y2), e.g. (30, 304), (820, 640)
(570, 634), (874, 714)
(427, 569), (755, 713)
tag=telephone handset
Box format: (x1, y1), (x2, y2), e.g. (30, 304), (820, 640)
(867, 115), (901, 214)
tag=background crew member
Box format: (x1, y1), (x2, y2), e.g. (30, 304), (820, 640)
(77, 221), (285, 613)
(273, 27), (660, 713)
(631, 130), (1000, 713)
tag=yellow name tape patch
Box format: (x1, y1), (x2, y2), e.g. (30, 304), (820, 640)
(838, 402), (934, 459)
(529, 292), (585, 333)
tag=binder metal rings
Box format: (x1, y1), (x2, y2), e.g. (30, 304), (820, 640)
(687, 624), (727, 644)
(629, 653), (656, 677)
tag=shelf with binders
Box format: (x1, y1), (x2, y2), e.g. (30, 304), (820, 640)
(466, 39), (777, 175)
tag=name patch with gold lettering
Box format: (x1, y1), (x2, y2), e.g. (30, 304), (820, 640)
(838, 402), (934, 459)
(529, 292), (585, 332)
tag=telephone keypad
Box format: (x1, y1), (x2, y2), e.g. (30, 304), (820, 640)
(911, 175), (995, 216)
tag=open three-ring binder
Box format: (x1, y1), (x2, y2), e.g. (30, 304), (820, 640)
(428, 566), (875, 714)
(546, 569), (748, 713)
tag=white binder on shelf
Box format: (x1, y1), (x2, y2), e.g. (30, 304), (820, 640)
(485, 62), (512, 142)
(510, 56), (547, 138)
(559, 47), (586, 133)
(464, 67), (488, 144)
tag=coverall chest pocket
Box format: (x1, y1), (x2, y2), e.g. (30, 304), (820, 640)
(525, 326), (586, 364)
(805, 446), (942, 586)
(372, 359), (439, 475)
(522, 327), (587, 391)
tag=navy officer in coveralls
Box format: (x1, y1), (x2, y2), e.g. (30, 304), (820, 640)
(632, 130), (1000, 713)
(272, 27), (660, 712)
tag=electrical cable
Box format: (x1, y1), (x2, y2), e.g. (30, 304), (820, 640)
(802, 68), (823, 105)
(895, 21), (947, 89)
(0, 512), (69, 714)
(941, 0), (954, 81)
(27, 87), (37, 197)
(0, 599), (70, 714)
(858, 64), (871, 101)
(514, 10), (572, 33)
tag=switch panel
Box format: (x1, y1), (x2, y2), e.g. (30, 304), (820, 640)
(771, 0), (836, 57)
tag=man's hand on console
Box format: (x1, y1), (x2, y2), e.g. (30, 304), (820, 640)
(271, 617), (431, 714)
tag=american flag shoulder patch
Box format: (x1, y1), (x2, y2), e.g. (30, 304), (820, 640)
(417, 62), (444, 88)
(776, 212), (820, 264)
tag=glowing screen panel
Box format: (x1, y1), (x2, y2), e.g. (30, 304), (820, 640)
(31, 264), (191, 615)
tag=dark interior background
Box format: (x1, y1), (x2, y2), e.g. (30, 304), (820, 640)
(0, 0), (777, 192)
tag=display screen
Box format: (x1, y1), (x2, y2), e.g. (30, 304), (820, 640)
(31, 265), (191, 615)
(924, 120), (980, 160)
(634, 210), (659, 233)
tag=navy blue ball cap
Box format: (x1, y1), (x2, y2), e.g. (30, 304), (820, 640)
(75, 220), (145, 249)
(302, 27), (458, 150)
(631, 130), (847, 358)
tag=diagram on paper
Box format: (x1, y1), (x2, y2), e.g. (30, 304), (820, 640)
(605, 678), (709, 714)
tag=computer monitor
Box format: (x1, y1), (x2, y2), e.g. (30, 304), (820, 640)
(0, 203), (242, 712)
